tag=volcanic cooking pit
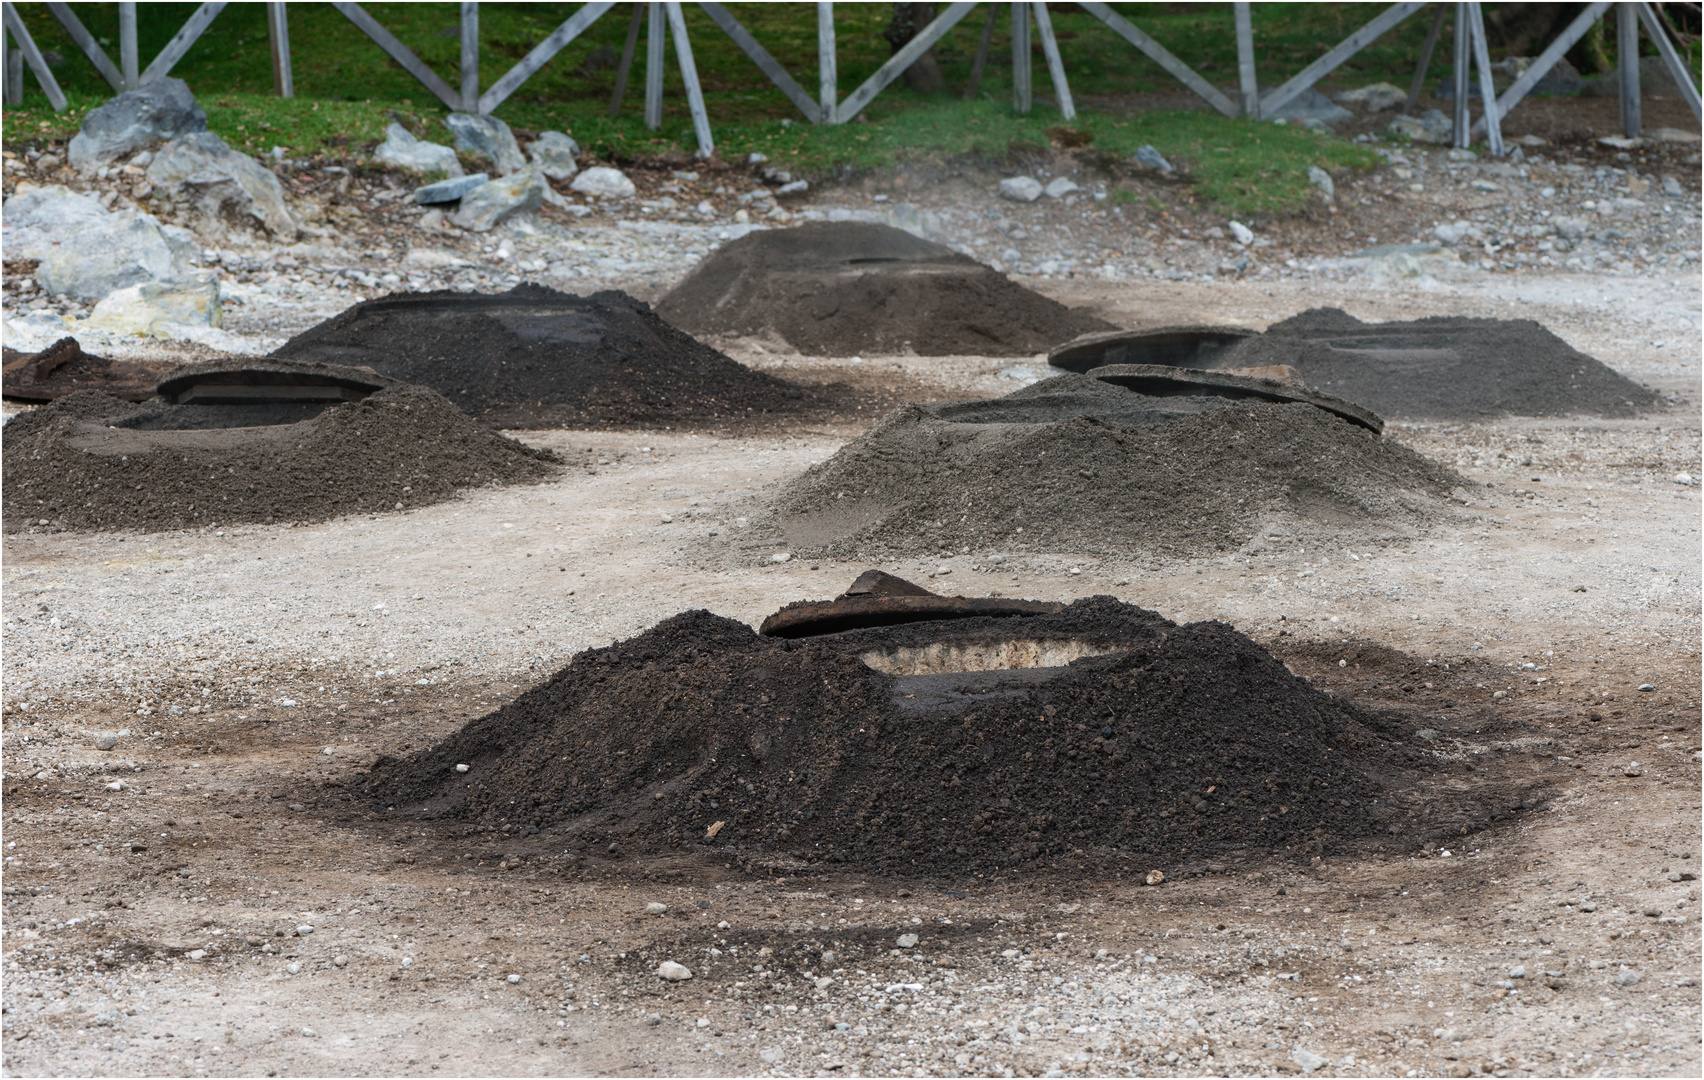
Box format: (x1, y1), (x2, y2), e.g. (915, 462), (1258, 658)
(365, 573), (1545, 879)
(1, 359), (559, 533)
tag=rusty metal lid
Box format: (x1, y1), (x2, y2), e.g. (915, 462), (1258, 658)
(759, 571), (1065, 638)
(1048, 325), (1257, 373)
(156, 359), (393, 406)
(1089, 363), (1384, 435)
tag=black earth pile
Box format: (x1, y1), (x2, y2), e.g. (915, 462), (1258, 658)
(2, 383), (559, 532)
(654, 221), (1116, 356)
(763, 373), (1464, 560)
(365, 595), (1508, 876)
(1207, 307), (1660, 420)
(269, 283), (843, 428)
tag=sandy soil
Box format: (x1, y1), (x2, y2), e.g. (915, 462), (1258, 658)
(3, 265), (1699, 1079)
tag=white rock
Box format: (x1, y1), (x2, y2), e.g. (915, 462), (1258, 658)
(1043, 177), (1079, 198)
(1673, 473), (1694, 486)
(1306, 165), (1335, 202)
(373, 124), (464, 177)
(3, 185), (194, 302)
(1615, 967), (1642, 986)
(68, 77), (208, 173)
(571, 166), (637, 199)
(449, 167), (546, 232)
(446, 113), (526, 175)
(507, 973), (522, 984)
(455, 763), (470, 772)
(300, 1026), (316, 1038)
(85, 276), (221, 338)
(896, 933), (919, 948)
(146, 131), (298, 241)
(657, 960), (693, 981)
(333, 955), (348, 967)
(1291, 1048), (1327, 1073)
(776, 179), (809, 195)
(645, 902), (668, 915)
(527, 131), (580, 180)
(188, 949), (206, 960)
(296, 924), (315, 935)
(286, 962), (301, 975)
(105, 780), (126, 792)
(998, 176), (1043, 202)
(1228, 220), (1255, 245)
(1334, 82), (1405, 111)
(95, 732), (119, 751)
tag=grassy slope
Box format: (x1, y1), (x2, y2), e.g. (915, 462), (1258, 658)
(3, 1), (1608, 217)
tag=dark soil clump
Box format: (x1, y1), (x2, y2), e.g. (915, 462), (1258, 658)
(1208, 307), (1660, 420)
(655, 221), (1116, 357)
(270, 283), (849, 428)
(365, 594), (1517, 876)
(2, 382), (559, 533)
(761, 373), (1465, 561)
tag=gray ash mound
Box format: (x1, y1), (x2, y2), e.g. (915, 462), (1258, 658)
(654, 221), (1116, 357)
(364, 588), (1514, 877)
(1204, 307), (1660, 420)
(2, 373), (559, 533)
(270, 283), (846, 429)
(762, 372), (1464, 561)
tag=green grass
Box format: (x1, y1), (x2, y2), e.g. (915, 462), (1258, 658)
(0, 2), (1484, 216)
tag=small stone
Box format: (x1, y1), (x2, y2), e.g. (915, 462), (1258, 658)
(759, 1048), (784, 1064)
(998, 176), (1043, 202)
(770, 552), (791, 563)
(374, 124), (463, 176)
(1145, 869), (1165, 886)
(896, 933), (919, 949)
(105, 780), (127, 792)
(527, 131), (580, 180)
(643, 1013), (662, 1026)
(333, 955), (348, 968)
(1674, 473), (1695, 486)
(1133, 145), (1172, 172)
(507, 973), (521, 984)
(1043, 177), (1079, 198)
(1615, 967), (1642, 986)
(455, 763), (470, 773)
(1228, 221), (1255, 245)
(571, 166), (636, 199)
(188, 949), (206, 960)
(821, 950), (836, 965)
(1291, 1048), (1328, 1073)
(414, 173), (489, 204)
(296, 924), (315, 935)
(776, 179), (809, 195)
(300, 1026), (316, 1038)
(1306, 165), (1335, 202)
(646, 902), (668, 915)
(286, 962), (301, 975)
(1472, 179), (1501, 192)
(1334, 81), (1405, 111)
(1636, 684), (1656, 692)
(657, 960), (693, 981)
(1509, 965), (1526, 979)
(1388, 109), (1453, 144)
(95, 732), (119, 751)
(1415, 729), (1440, 741)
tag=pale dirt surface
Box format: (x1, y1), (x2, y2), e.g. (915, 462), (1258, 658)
(3, 264), (1701, 1080)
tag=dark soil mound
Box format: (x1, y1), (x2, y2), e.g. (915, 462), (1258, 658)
(654, 221), (1116, 357)
(763, 373), (1464, 560)
(1208, 307), (1659, 420)
(364, 594), (1512, 876)
(270, 283), (844, 429)
(2, 381), (559, 533)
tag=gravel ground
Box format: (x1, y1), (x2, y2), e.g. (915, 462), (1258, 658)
(3, 128), (1700, 1079)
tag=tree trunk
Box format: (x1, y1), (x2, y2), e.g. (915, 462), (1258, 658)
(885, 3), (946, 94)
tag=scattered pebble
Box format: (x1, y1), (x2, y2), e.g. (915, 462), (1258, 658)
(1145, 869), (1166, 886)
(507, 973), (521, 984)
(657, 960), (693, 981)
(896, 933), (919, 949)
(645, 902), (668, 915)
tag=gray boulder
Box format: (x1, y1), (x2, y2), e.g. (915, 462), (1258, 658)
(445, 113), (525, 175)
(145, 131), (298, 241)
(1266, 88), (1354, 129)
(449, 167), (545, 232)
(998, 176), (1043, 202)
(1133, 145), (1172, 172)
(415, 173), (489, 204)
(3, 185), (194, 302)
(1306, 165), (1335, 202)
(1335, 82), (1405, 111)
(373, 123), (463, 176)
(1388, 109), (1453, 144)
(570, 166), (636, 199)
(527, 132), (580, 180)
(67, 77), (207, 174)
